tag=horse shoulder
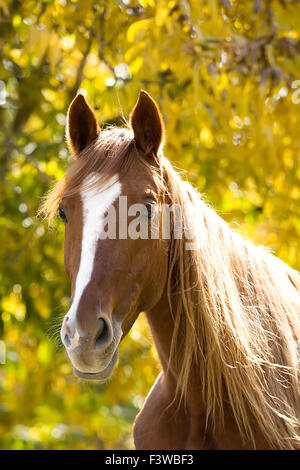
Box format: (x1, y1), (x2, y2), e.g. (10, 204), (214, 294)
(133, 372), (177, 449)
(133, 372), (211, 450)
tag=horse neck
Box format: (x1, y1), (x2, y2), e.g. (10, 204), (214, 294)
(144, 287), (271, 448)
(145, 286), (206, 413)
(145, 287), (193, 385)
(145, 289), (173, 373)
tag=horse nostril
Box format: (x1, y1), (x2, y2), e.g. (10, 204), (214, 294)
(64, 333), (71, 348)
(95, 318), (109, 350)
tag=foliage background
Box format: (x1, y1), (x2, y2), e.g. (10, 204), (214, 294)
(1, 0), (300, 449)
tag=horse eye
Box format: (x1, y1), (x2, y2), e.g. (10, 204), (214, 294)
(59, 205), (68, 223)
(146, 203), (155, 219)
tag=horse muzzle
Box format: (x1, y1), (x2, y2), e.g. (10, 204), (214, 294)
(73, 348), (119, 380)
(61, 314), (122, 381)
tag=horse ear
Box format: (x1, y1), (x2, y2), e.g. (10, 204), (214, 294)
(130, 90), (164, 158)
(66, 94), (100, 157)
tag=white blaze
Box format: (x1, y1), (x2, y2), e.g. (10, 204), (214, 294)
(66, 173), (121, 345)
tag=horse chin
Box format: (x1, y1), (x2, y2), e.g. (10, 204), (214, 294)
(73, 349), (118, 381)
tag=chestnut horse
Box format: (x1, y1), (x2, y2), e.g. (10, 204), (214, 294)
(41, 91), (300, 449)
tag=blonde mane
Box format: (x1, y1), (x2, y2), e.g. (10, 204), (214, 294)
(40, 127), (300, 449)
(163, 158), (300, 449)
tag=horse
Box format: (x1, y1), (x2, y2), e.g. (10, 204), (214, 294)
(40, 90), (300, 449)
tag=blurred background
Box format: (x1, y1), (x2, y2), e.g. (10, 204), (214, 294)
(1, 0), (300, 449)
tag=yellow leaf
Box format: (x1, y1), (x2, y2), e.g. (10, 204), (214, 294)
(26, 25), (51, 65)
(200, 126), (214, 149)
(129, 56), (143, 74)
(48, 33), (62, 74)
(127, 19), (153, 43)
(2, 293), (26, 321)
(138, 0), (155, 7)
